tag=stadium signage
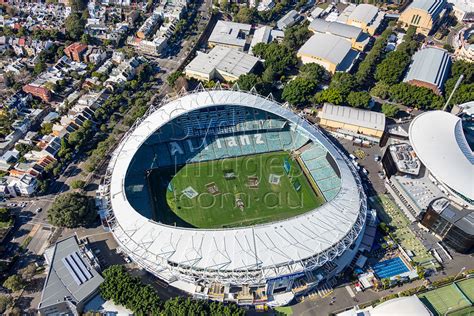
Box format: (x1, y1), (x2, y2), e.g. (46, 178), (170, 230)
(169, 134), (265, 156)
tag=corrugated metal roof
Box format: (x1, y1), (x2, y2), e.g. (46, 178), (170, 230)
(298, 33), (353, 65)
(309, 19), (362, 39)
(408, 0), (447, 17)
(39, 235), (103, 311)
(404, 47), (451, 90)
(208, 20), (251, 48)
(348, 4), (379, 24)
(319, 103), (386, 131)
(186, 46), (259, 78)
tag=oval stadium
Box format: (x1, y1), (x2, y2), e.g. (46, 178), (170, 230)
(104, 89), (367, 306)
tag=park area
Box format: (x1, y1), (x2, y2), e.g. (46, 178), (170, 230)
(148, 151), (324, 228)
(369, 195), (439, 269)
(418, 279), (474, 315)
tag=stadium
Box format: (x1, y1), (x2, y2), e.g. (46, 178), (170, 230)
(104, 88), (367, 306)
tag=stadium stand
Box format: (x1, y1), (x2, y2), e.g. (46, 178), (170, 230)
(299, 142), (341, 201)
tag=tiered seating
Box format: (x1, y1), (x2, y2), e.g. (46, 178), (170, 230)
(299, 143), (341, 201)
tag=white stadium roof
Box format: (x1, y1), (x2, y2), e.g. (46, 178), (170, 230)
(409, 110), (474, 202)
(107, 90), (366, 284)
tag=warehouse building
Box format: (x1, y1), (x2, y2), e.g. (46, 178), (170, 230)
(317, 103), (386, 143)
(399, 0), (448, 35)
(404, 47), (451, 95)
(346, 4), (385, 36)
(185, 45), (260, 82)
(277, 10), (301, 30)
(38, 235), (103, 316)
(308, 19), (370, 51)
(208, 20), (251, 51)
(297, 33), (359, 74)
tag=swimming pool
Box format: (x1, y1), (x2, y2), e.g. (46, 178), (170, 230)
(373, 257), (409, 279)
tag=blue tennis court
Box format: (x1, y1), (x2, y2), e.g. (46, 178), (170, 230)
(373, 257), (409, 279)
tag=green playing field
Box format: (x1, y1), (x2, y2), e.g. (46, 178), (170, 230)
(148, 151), (324, 228)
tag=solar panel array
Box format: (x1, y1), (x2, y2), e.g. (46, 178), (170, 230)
(62, 251), (93, 285)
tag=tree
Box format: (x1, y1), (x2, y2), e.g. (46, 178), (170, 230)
(329, 72), (357, 97)
(65, 13), (85, 41)
(71, 180), (85, 189)
(34, 61), (46, 75)
(47, 193), (96, 228)
(381, 103), (399, 118)
(299, 63), (326, 83)
(370, 82), (390, 100)
(283, 23), (311, 50)
(314, 88), (343, 105)
(3, 275), (24, 292)
(234, 7), (255, 23)
(236, 73), (260, 91)
(20, 263), (37, 281)
(375, 51), (411, 85)
(346, 91), (371, 108)
(282, 77), (317, 108)
(100, 265), (245, 315)
(166, 71), (184, 88)
(251, 42), (297, 75)
(0, 295), (12, 314)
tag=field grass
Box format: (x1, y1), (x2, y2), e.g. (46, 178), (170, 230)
(448, 306), (474, 316)
(148, 151), (324, 228)
(418, 284), (471, 315)
(457, 278), (474, 303)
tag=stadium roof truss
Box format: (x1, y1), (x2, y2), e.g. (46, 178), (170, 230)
(104, 86), (367, 285)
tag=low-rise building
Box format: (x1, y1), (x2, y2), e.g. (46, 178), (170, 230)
(208, 20), (251, 51)
(346, 4), (385, 36)
(38, 235), (103, 316)
(64, 42), (89, 63)
(185, 45), (260, 82)
(404, 47), (451, 95)
(297, 33), (359, 74)
(277, 10), (301, 30)
(317, 103), (386, 143)
(308, 19), (369, 51)
(448, 0), (474, 21)
(399, 0), (448, 35)
(23, 84), (52, 102)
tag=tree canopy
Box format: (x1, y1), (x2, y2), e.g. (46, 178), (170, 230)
(3, 275), (24, 292)
(236, 73), (260, 91)
(299, 63), (326, 83)
(101, 265), (245, 315)
(65, 13), (85, 41)
(381, 103), (400, 118)
(329, 72), (357, 98)
(282, 77), (317, 108)
(251, 42), (297, 75)
(47, 192), (96, 228)
(346, 91), (371, 109)
(282, 22), (311, 50)
(314, 88), (343, 105)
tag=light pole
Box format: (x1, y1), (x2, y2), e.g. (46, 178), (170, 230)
(454, 266), (466, 281)
(443, 74), (464, 112)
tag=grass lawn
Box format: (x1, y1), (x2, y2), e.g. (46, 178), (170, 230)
(148, 151), (324, 228)
(275, 306), (293, 315)
(456, 278), (474, 303)
(448, 306), (474, 316)
(418, 284), (471, 315)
